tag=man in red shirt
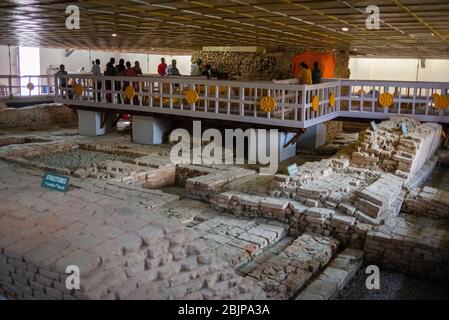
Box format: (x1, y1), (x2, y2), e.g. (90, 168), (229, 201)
(158, 57), (167, 76)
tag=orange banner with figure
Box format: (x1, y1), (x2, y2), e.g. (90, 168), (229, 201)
(292, 50), (336, 79)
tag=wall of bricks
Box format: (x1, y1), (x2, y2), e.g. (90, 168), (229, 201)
(351, 118), (442, 182)
(402, 186), (449, 221)
(191, 48), (350, 81)
(0, 103), (77, 130)
(364, 221), (449, 280)
(325, 121), (343, 145)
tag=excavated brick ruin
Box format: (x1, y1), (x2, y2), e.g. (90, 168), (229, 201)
(0, 116), (448, 300)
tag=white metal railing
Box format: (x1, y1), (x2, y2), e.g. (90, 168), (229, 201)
(53, 74), (320, 128)
(0, 75), (55, 98)
(2, 73), (449, 128)
(325, 78), (449, 122)
(52, 74), (449, 127)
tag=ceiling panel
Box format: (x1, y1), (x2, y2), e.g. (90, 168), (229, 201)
(0, 0), (447, 57)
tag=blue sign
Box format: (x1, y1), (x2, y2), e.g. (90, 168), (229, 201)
(287, 163), (298, 177)
(370, 121), (378, 131)
(41, 173), (70, 192)
(401, 122), (409, 136)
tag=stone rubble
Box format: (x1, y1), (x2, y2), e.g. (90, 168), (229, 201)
(350, 118), (441, 182)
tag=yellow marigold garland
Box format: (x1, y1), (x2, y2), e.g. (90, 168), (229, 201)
(259, 96), (277, 113)
(329, 92), (336, 108)
(378, 93), (394, 108)
(442, 95), (449, 110)
(74, 83), (83, 97)
(433, 93), (449, 110)
(124, 86), (136, 100)
(312, 95), (319, 112)
(184, 89), (199, 104)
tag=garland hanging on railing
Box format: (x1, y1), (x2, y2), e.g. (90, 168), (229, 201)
(74, 83), (83, 97)
(259, 96), (277, 113)
(312, 95), (319, 112)
(378, 93), (394, 108)
(184, 89), (199, 104)
(329, 92), (336, 108)
(124, 86), (136, 100)
(433, 93), (449, 110)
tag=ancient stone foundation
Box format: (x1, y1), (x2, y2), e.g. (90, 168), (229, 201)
(351, 118), (441, 182)
(0, 103), (77, 130)
(185, 117), (448, 280)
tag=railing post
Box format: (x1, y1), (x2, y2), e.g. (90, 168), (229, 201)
(8, 75), (12, 98)
(337, 82), (341, 112)
(239, 87), (244, 116)
(54, 75), (58, 99)
(301, 85), (307, 123)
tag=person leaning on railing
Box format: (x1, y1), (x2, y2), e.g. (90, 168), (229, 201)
(55, 64), (71, 99)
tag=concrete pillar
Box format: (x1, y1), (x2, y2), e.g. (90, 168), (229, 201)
(315, 123), (327, 148)
(78, 110), (105, 136)
(132, 115), (171, 145)
(248, 130), (297, 162)
(296, 123), (327, 150)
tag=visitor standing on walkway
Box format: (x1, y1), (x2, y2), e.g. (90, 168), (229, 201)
(104, 58), (116, 102)
(158, 57), (167, 76)
(296, 62), (312, 85)
(133, 61), (143, 76)
(167, 59), (180, 76)
(202, 64), (213, 78)
(91, 59), (102, 101)
(191, 58), (202, 76)
(55, 64), (69, 98)
(115, 59), (126, 76)
(123, 61), (137, 104)
(115, 59), (126, 103)
(312, 62), (322, 84)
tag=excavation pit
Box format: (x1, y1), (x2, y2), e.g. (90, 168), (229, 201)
(29, 148), (133, 170)
(0, 136), (51, 147)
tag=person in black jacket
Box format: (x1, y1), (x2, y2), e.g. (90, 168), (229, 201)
(114, 59), (126, 103)
(104, 58), (116, 102)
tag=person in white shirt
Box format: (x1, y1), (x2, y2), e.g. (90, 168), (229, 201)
(190, 59), (203, 76)
(91, 59), (102, 101)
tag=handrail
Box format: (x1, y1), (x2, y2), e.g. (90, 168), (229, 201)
(1, 74), (448, 127)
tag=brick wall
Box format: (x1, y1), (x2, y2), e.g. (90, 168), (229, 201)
(191, 48), (350, 81)
(0, 103), (77, 130)
(402, 186), (449, 221)
(364, 224), (449, 280)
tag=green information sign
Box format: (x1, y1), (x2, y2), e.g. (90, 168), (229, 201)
(287, 163), (298, 177)
(41, 173), (70, 192)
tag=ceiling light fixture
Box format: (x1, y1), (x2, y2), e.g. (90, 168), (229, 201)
(341, 27), (349, 32)
(112, 33), (117, 37)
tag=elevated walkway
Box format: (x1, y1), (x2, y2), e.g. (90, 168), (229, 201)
(1, 74), (449, 129)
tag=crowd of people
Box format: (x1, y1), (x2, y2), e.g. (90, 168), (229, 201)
(55, 57), (322, 103)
